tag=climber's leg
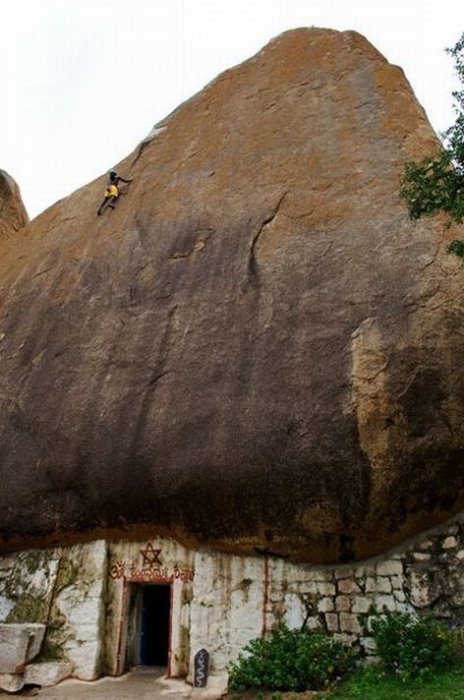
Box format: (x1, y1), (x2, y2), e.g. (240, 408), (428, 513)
(97, 199), (107, 216)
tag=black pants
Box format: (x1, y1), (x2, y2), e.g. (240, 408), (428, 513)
(97, 196), (117, 216)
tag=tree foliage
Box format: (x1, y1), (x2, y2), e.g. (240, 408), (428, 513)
(400, 33), (464, 247)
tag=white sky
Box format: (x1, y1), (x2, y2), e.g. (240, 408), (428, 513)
(1, 0), (462, 219)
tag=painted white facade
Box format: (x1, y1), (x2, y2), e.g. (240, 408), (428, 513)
(1, 515), (464, 691)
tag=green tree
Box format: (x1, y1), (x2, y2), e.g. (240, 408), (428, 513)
(400, 33), (464, 257)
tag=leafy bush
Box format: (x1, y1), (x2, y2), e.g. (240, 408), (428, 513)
(228, 624), (356, 692)
(370, 609), (458, 682)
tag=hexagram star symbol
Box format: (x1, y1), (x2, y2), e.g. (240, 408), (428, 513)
(140, 542), (162, 567)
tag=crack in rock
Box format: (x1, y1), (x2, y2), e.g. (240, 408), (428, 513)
(247, 192), (288, 283)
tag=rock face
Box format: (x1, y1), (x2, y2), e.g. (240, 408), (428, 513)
(0, 170), (28, 240)
(0, 28), (463, 563)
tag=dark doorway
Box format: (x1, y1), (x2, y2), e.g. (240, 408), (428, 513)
(140, 584), (171, 666)
(125, 583), (171, 670)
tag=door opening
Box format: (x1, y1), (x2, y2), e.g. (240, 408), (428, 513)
(125, 583), (171, 669)
(140, 584), (171, 665)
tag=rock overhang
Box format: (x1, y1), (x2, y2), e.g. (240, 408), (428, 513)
(0, 28), (463, 563)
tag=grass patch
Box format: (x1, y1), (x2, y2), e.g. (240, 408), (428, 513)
(226, 663), (464, 698)
(328, 663), (464, 699)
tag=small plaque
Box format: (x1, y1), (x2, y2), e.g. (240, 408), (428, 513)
(194, 648), (209, 688)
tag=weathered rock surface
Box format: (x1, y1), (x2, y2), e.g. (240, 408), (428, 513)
(0, 170), (28, 240)
(24, 660), (72, 687)
(0, 28), (464, 563)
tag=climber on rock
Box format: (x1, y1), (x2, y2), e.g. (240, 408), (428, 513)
(97, 170), (134, 216)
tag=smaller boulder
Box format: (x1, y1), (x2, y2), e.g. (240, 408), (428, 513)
(0, 169), (28, 240)
(0, 623), (45, 673)
(0, 672), (24, 693)
(24, 661), (72, 687)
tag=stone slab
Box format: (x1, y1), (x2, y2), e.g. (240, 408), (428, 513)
(0, 623), (45, 673)
(25, 661), (72, 687)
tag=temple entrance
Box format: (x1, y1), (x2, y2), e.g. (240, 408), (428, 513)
(125, 583), (171, 670)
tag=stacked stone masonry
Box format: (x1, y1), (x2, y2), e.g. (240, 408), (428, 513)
(1, 516), (464, 691)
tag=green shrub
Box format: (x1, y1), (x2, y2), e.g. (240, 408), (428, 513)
(228, 624), (356, 692)
(370, 609), (458, 682)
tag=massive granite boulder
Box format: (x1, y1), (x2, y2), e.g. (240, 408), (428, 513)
(0, 28), (463, 563)
(0, 170), (28, 240)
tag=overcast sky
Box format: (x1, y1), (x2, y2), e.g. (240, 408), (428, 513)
(1, 0), (462, 219)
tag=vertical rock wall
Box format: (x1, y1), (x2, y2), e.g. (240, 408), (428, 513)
(48, 541), (108, 679)
(0, 541), (107, 689)
(1, 29), (464, 564)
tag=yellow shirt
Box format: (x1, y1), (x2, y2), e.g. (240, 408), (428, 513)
(104, 185), (119, 198)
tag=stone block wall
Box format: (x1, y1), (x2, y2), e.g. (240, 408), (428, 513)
(187, 516), (464, 672)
